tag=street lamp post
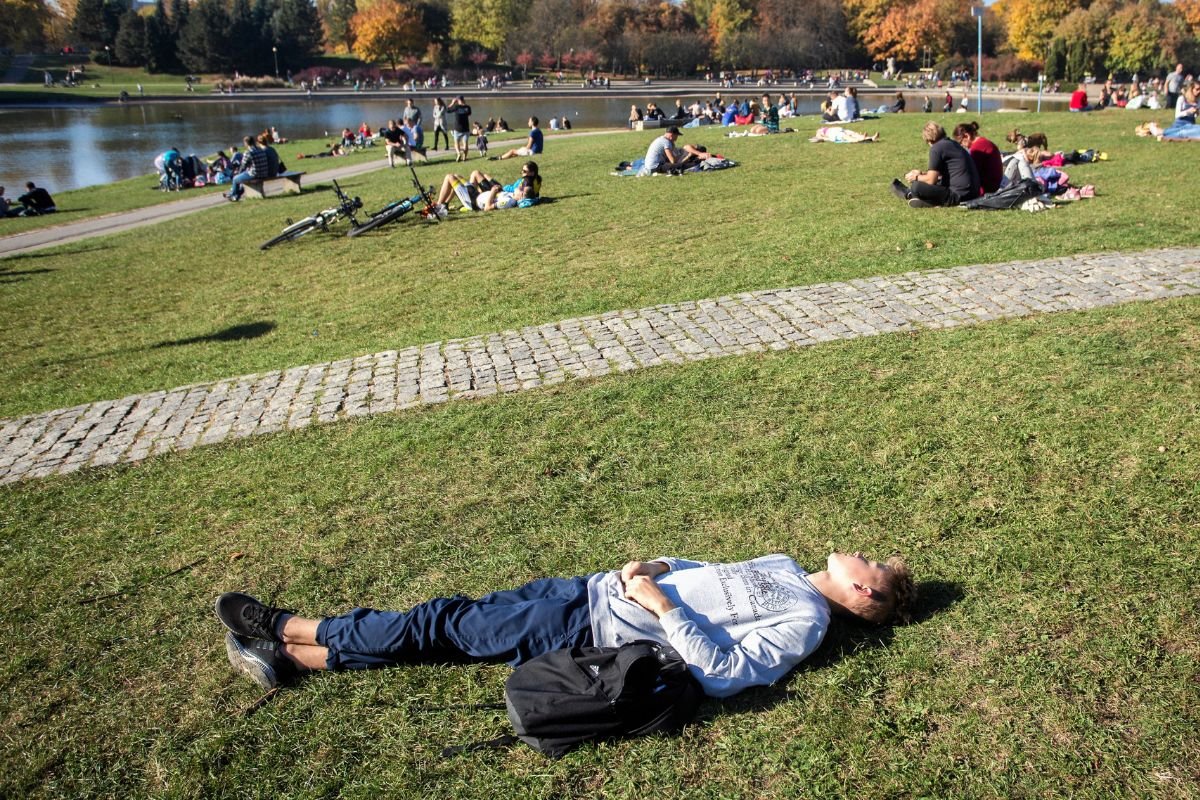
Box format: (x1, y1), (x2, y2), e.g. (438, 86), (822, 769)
(273, 46), (279, 79)
(971, 6), (984, 114)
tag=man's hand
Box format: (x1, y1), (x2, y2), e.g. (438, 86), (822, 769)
(623, 575), (677, 618)
(620, 560), (668, 584)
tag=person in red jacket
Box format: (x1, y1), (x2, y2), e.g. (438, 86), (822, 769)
(954, 121), (1003, 195)
(1069, 83), (1090, 112)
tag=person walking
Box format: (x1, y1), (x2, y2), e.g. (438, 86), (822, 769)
(448, 96), (473, 162)
(431, 97), (449, 151)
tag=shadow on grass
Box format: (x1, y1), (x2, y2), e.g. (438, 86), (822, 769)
(36, 320), (276, 368)
(0, 243), (111, 263)
(151, 320), (276, 348)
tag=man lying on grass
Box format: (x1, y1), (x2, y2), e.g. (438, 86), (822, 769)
(217, 551), (914, 698)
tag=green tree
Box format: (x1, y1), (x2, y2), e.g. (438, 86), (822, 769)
(179, 0), (234, 72)
(451, 0), (529, 51)
(113, 9), (147, 65)
(320, 0), (357, 53)
(167, 0), (188, 39)
(70, 0), (110, 48)
(1065, 37), (1088, 81)
(229, 0), (271, 74)
(1106, 3), (1167, 77)
(1044, 36), (1066, 82)
(143, 0), (177, 72)
(272, 0), (325, 70)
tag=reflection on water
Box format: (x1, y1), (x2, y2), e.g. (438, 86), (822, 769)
(0, 92), (1067, 192)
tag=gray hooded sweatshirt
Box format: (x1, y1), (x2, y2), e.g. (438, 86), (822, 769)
(588, 555), (830, 698)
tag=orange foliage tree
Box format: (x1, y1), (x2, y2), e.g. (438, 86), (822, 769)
(856, 0), (972, 61)
(352, 0), (427, 72)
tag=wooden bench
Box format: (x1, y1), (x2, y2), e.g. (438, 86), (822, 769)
(242, 171), (305, 199)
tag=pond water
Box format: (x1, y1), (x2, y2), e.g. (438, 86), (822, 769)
(0, 91), (1068, 192)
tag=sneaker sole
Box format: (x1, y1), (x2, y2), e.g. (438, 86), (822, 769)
(908, 198), (933, 208)
(225, 632), (278, 691)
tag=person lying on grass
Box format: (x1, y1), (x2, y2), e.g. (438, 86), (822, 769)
(217, 550), (915, 698)
(433, 161), (541, 212)
(637, 126), (711, 176)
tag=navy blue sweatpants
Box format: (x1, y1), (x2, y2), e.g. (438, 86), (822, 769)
(315, 575), (596, 671)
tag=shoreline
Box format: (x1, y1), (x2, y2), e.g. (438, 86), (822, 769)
(0, 82), (1070, 109)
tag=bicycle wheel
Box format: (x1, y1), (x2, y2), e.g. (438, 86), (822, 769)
(260, 217), (322, 250)
(346, 201), (412, 237)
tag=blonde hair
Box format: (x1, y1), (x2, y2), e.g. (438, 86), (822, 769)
(846, 555), (916, 625)
(922, 122), (945, 144)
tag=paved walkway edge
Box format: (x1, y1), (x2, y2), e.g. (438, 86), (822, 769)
(2, 247), (1198, 484)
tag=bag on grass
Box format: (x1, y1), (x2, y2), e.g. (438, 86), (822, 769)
(443, 640), (702, 758)
(962, 178), (1043, 210)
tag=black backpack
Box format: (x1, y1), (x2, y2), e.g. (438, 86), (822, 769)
(961, 178), (1042, 210)
(444, 641), (702, 758)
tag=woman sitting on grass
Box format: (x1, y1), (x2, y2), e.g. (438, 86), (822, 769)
(953, 121), (1003, 194)
(433, 161), (541, 212)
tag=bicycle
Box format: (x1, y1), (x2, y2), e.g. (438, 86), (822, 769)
(346, 162), (445, 238)
(259, 180), (363, 250)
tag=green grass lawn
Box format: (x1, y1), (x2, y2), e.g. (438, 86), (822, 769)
(1, 109), (1198, 798)
(1, 296), (1197, 798)
(0, 111), (1186, 418)
(2, 55), (221, 100)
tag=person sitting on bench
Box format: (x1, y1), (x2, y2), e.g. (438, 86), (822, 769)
(224, 135), (270, 202)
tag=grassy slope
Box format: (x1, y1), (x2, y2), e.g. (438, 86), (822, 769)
(0, 296), (1197, 798)
(0, 111), (1188, 418)
(0, 131), (532, 236)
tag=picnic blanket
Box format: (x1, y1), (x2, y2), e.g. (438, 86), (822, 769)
(611, 156), (738, 177)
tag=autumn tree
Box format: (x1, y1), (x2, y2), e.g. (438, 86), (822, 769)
(708, 0), (751, 64)
(857, 0), (973, 62)
(451, 0), (529, 52)
(1105, 3), (1163, 76)
(352, 0), (426, 72)
(0, 0), (52, 51)
(996, 0), (1077, 61)
(1176, 0), (1200, 35)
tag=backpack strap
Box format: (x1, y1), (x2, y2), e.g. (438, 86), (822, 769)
(440, 734), (519, 758)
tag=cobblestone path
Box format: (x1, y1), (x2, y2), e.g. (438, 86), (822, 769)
(2, 247), (1198, 484)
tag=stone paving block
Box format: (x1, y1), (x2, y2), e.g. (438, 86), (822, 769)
(1, 248), (1197, 482)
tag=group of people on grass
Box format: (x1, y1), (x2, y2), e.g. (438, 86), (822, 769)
(890, 120), (1104, 209)
(0, 182), (56, 217)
